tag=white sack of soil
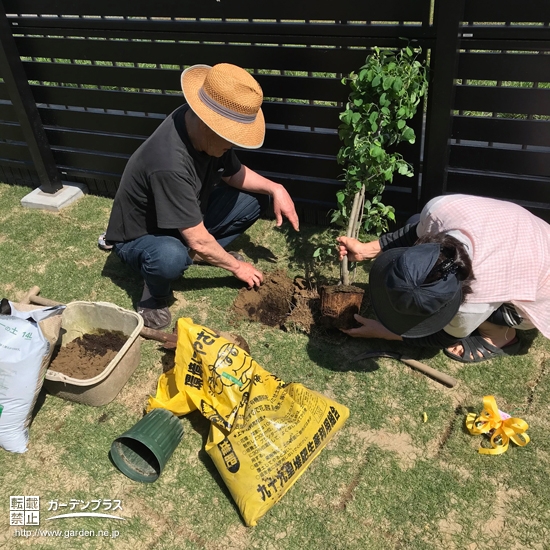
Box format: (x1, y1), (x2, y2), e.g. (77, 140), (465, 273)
(0, 303), (64, 453)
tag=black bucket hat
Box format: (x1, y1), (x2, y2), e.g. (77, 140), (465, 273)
(369, 243), (462, 338)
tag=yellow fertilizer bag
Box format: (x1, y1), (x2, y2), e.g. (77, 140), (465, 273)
(148, 317), (349, 526)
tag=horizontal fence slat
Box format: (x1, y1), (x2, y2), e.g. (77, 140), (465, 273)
(40, 108), (163, 137)
(29, 98), (341, 136)
(454, 85), (550, 116)
(0, 142), (32, 161)
(238, 149), (339, 179)
(14, 37), (370, 75)
(22, 62), (348, 104)
(458, 52), (550, 82)
(2, 93), (344, 142)
(447, 170), (550, 219)
(0, 121), (24, 141)
(53, 149), (129, 176)
(3, 119), (340, 157)
(46, 129), (143, 156)
(30, 84), (183, 115)
(464, 0), (550, 22)
(3, 0), (429, 21)
(449, 144), (550, 178)
(264, 129), (339, 156)
(0, 100), (14, 115)
(9, 18), (432, 43)
(460, 38), (550, 51)
(452, 116), (550, 147)
(459, 26), (550, 42)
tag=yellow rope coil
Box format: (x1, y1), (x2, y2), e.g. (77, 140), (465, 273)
(465, 395), (530, 455)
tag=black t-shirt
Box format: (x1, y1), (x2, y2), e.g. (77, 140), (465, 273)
(105, 105), (241, 243)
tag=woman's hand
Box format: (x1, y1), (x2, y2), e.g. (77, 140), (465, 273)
(341, 315), (403, 341)
(336, 237), (381, 262)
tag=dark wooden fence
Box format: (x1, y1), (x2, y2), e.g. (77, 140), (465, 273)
(0, 0), (549, 224)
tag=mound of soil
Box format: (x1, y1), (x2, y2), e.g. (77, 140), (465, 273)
(49, 330), (128, 380)
(232, 270), (323, 333)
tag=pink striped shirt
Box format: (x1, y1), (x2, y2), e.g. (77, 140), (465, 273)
(418, 195), (550, 338)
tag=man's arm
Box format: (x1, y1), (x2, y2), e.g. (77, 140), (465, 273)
(222, 165), (300, 231)
(180, 221), (263, 288)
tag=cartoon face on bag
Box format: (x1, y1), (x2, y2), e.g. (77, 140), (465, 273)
(208, 342), (253, 395)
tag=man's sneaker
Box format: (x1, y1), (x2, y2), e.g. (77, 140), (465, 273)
(98, 232), (113, 251)
(137, 283), (172, 330)
(191, 250), (245, 265)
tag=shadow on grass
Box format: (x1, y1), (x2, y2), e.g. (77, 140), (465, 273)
(101, 250), (248, 305)
(185, 410), (242, 519)
(100, 251), (143, 304)
(229, 233), (278, 264)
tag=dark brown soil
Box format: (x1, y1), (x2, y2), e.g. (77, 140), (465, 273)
(49, 330), (128, 380)
(320, 285), (365, 330)
(232, 270), (364, 333)
(232, 270), (295, 327)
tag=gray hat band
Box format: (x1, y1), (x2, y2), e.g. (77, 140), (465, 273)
(198, 87), (257, 124)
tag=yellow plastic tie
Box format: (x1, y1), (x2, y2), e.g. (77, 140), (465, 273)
(465, 395), (530, 455)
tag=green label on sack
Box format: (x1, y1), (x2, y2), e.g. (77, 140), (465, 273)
(222, 372), (243, 387)
(0, 404), (3, 418)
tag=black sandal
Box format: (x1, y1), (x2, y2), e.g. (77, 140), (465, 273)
(443, 331), (521, 363)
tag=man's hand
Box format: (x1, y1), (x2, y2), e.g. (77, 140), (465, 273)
(223, 166), (300, 231)
(341, 314), (402, 340)
(336, 237), (381, 262)
(271, 184), (299, 231)
(182, 222), (264, 288)
(231, 260), (264, 289)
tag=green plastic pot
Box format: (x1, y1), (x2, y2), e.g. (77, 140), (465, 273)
(110, 408), (184, 483)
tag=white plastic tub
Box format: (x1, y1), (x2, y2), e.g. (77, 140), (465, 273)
(44, 301), (144, 406)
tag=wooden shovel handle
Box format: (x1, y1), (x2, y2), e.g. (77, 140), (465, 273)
(140, 327), (177, 345)
(399, 357), (458, 388)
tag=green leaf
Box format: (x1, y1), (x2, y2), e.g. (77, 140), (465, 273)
(372, 75), (381, 87)
(397, 119), (406, 129)
(340, 110), (352, 125)
(398, 163), (410, 175)
(313, 248), (321, 258)
(369, 146), (383, 158)
(393, 77), (403, 91)
(402, 127), (415, 142)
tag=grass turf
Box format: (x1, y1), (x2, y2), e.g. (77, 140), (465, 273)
(0, 182), (549, 550)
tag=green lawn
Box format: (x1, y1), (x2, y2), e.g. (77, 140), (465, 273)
(1, 182), (549, 550)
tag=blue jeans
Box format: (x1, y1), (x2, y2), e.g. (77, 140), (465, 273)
(113, 184), (268, 299)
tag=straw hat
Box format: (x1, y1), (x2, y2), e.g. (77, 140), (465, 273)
(181, 63), (265, 149)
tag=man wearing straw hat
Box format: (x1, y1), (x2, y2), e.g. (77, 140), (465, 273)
(103, 63), (300, 329)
